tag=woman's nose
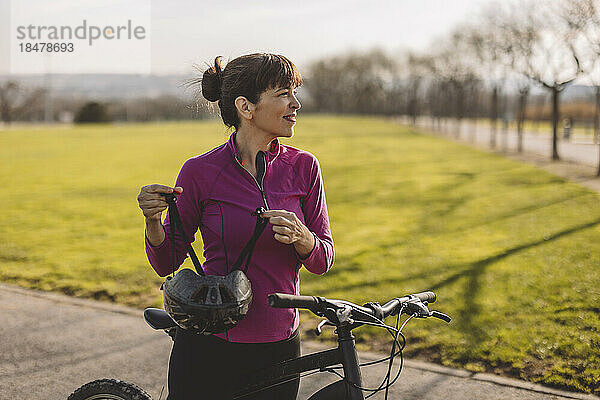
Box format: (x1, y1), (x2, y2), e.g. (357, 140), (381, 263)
(291, 95), (301, 110)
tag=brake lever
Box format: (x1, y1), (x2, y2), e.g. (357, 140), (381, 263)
(403, 299), (452, 323)
(404, 300), (431, 318)
(315, 320), (336, 336)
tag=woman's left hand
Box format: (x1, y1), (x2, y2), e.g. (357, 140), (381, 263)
(261, 210), (316, 258)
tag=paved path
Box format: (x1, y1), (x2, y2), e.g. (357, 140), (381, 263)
(411, 117), (600, 166)
(400, 117), (600, 194)
(1, 284), (596, 400)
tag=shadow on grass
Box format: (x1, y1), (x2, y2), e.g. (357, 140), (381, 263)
(321, 217), (600, 348)
(424, 171), (476, 220)
(326, 190), (589, 284)
(554, 306), (600, 314)
(432, 217), (600, 348)
(445, 192), (590, 235)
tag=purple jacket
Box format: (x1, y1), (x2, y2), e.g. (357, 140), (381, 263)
(145, 132), (334, 342)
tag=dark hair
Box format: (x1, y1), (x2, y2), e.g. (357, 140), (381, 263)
(190, 53), (302, 129)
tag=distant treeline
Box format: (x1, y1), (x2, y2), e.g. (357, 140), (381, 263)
(4, 0), (600, 151)
(0, 84), (212, 124)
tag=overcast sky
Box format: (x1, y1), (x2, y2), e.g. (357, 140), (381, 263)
(150, 0), (496, 74)
(2, 0), (500, 75)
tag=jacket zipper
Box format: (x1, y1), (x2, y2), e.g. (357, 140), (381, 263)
(234, 151), (270, 210)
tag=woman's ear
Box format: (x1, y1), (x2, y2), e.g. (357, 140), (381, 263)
(235, 96), (255, 122)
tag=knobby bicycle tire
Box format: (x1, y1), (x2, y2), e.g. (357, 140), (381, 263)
(68, 378), (152, 400)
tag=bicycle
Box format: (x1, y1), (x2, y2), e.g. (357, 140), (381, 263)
(68, 290), (451, 400)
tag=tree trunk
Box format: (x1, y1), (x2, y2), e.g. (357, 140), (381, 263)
(501, 94), (508, 152)
(456, 85), (464, 140)
(517, 117), (523, 152)
(0, 104), (11, 124)
(551, 86), (560, 161)
(594, 86), (600, 145)
(409, 82), (419, 127)
(595, 87), (600, 176)
(597, 139), (600, 176)
(490, 86), (498, 148)
(0, 91), (9, 124)
(502, 117), (509, 152)
(470, 90), (479, 143)
(470, 117), (477, 143)
(517, 88), (529, 153)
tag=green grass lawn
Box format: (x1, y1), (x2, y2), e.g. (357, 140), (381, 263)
(1, 116), (599, 393)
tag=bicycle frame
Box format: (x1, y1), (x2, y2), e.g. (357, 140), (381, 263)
(234, 325), (364, 400)
(142, 291), (450, 399)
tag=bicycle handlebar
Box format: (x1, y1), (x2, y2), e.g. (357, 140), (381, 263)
(267, 293), (323, 310)
(268, 291), (438, 320)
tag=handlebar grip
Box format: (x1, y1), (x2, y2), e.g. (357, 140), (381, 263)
(268, 293), (320, 309)
(414, 291), (436, 304)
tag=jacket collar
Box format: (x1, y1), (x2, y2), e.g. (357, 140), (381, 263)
(227, 131), (281, 164)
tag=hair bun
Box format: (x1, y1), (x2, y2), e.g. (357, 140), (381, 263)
(202, 56), (223, 102)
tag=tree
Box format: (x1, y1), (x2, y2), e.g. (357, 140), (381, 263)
(482, 4), (532, 153)
(441, 31), (480, 138)
(508, 0), (582, 160)
(424, 30), (480, 139)
(402, 52), (432, 125)
(306, 49), (397, 115)
(0, 81), (45, 124)
(74, 101), (111, 123)
(466, 11), (511, 149)
(561, 0), (600, 174)
(515, 84), (531, 153)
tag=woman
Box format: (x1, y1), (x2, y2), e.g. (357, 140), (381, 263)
(137, 53), (334, 399)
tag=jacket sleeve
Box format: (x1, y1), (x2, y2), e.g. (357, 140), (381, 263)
(145, 159), (203, 277)
(297, 155), (334, 275)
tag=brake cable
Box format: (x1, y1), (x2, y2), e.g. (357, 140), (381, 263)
(320, 303), (412, 399)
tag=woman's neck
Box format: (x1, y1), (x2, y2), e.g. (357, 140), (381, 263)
(235, 126), (273, 172)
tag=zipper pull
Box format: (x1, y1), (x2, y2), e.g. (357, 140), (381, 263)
(251, 207), (267, 217)
(252, 207), (268, 226)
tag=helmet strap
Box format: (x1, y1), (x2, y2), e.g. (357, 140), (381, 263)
(163, 194), (268, 277)
(164, 194), (205, 276)
(231, 207), (268, 274)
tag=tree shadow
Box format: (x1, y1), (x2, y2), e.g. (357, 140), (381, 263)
(428, 217), (600, 348)
(430, 172), (477, 218)
(445, 192), (589, 235)
(320, 217), (600, 349)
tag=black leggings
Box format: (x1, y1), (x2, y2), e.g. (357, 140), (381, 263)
(167, 328), (300, 400)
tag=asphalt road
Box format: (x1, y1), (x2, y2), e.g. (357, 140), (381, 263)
(1, 284), (596, 400)
(413, 117), (600, 168)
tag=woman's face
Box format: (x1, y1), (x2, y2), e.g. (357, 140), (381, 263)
(251, 85), (301, 138)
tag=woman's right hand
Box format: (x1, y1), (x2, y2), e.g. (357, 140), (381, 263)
(137, 184), (183, 221)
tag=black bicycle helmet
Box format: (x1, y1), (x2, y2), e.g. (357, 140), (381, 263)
(162, 268), (252, 334)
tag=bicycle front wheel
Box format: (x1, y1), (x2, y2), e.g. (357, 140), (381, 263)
(68, 379), (152, 400)
(307, 380), (350, 400)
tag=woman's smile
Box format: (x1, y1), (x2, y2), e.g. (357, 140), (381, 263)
(283, 113), (297, 123)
